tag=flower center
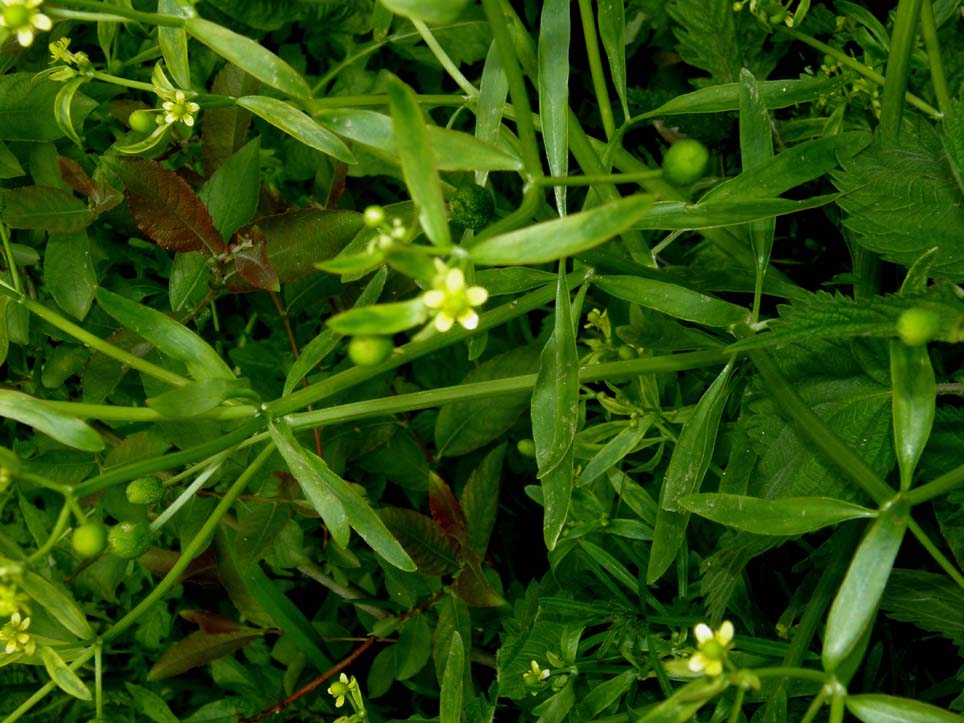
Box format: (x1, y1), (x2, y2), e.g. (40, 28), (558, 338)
(2, 5), (31, 28)
(701, 640), (724, 659)
(171, 102), (187, 117)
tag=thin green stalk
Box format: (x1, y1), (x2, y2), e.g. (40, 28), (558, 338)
(726, 686), (746, 723)
(749, 350), (894, 504)
(88, 71), (156, 93)
(906, 459), (964, 505)
(533, 171), (662, 186)
(0, 223), (22, 294)
(24, 503), (72, 565)
(879, 0), (925, 144)
(94, 643), (103, 720)
(919, 0), (951, 116)
(577, 0), (616, 140)
(907, 518), (964, 590)
(103, 443), (275, 642)
(308, 94), (470, 112)
(780, 28), (941, 120)
(42, 400), (258, 423)
(798, 690), (829, 723)
(481, 0), (543, 178)
(750, 667), (829, 684)
(74, 419), (262, 497)
(49, 0), (185, 26)
(0, 648), (95, 723)
(411, 19), (479, 97)
(19, 297), (190, 388)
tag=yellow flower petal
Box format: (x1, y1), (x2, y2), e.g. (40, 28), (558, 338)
(694, 623), (713, 645)
(434, 313), (455, 333)
(717, 620), (734, 645)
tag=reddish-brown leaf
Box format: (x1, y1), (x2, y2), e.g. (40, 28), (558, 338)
(455, 552), (505, 608)
(58, 157), (123, 217)
(112, 157), (225, 256)
(428, 472), (468, 544)
(147, 629), (264, 680)
(202, 64), (259, 175)
(230, 226), (280, 292)
(255, 208), (363, 281)
(180, 610), (244, 634)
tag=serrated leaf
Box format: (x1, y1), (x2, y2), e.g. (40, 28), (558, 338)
(238, 96), (355, 163)
(230, 226), (280, 292)
(40, 647), (92, 701)
(880, 569), (964, 641)
(429, 472), (468, 543)
(111, 157), (225, 256)
(461, 444), (505, 556)
(379, 508), (460, 575)
(679, 494), (876, 535)
(0, 186), (90, 233)
(148, 628), (265, 681)
(44, 231), (97, 320)
(0, 390), (103, 453)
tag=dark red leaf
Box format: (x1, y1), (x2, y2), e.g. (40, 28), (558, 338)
(0, 185), (90, 233)
(255, 208), (363, 282)
(231, 226), (280, 292)
(112, 157), (225, 256)
(455, 552), (505, 608)
(59, 157), (123, 217)
(147, 629), (263, 680)
(428, 472), (468, 544)
(180, 610), (243, 634)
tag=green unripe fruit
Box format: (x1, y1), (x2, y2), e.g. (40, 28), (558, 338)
(517, 439), (537, 458)
(126, 476), (164, 505)
(616, 344), (638, 360)
(449, 183), (495, 231)
(363, 205), (386, 228)
(108, 521), (152, 560)
(348, 335), (394, 366)
(896, 307), (941, 347)
(71, 523), (108, 558)
(128, 110), (156, 133)
(662, 139), (710, 185)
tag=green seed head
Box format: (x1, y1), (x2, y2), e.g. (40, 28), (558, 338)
(126, 476), (164, 505)
(662, 139), (710, 185)
(72, 523), (108, 559)
(108, 521), (152, 560)
(896, 307), (941, 347)
(449, 183), (495, 231)
(348, 335), (394, 366)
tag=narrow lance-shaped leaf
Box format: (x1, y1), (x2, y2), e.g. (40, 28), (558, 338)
(532, 266), (579, 549)
(647, 363), (733, 584)
(633, 194), (838, 231)
(475, 40), (509, 186)
(889, 340), (935, 490)
(22, 571), (95, 639)
(158, 0), (191, 89)
(595, 275), (748, 328)
(379, 0), (470, 24)
(598, 0), (629, 120)
(54, 77), (87, 146)
(387, 75), (450, 247)
(96, 288), (235, 382)
(0, 390), (103, 453)
(238, 96), (355, 164)
(846, 694), (964, 723)
(44, 231), (97, 321)
(472, 195), (654, 265)
(439, 631), (464, 723)
(146, 378), (257, 418)
(679, 494), (877, 535)
(185, 17), (310, 99)
(539, 0), (570, 216)
(40, 647), (92, 701)
(823, 499), (909, 671)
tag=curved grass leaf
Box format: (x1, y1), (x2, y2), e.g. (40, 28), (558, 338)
(823, 500), (909, 671)
(0, 390), (103, 452)
(598, 0), (628, 120)
(577, 422), (651, 488)
(185, 18), (310, 99)
(889, 341), (936, 490)
(679, 494), (876, 535)
(40, 647), (92, 701)
(475, 39), (509, 186)
(846, 694), (964, 723)
(96, 288), (234, 381)
(387, 75), (450, 247)
(146, 378), (256, 418)
(538, 0), (570, 216)
(54, 77), (88, 146)
(0, 186), (90, 233)
(22, 571), (95, 639)
(472, 195), (654, 266)
(237, 96), (354, 163)
(634, 194), (838, 231)
(595, 275), (748, 328)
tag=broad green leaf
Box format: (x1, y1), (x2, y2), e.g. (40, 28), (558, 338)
(634, 194), (838, 231)
(169, 252), (209, 313)
(945, 96), (964, 195)
(380, 0), (470, 24)
(834, 126), (964, 280)
(881, 569), (964, 641)
(0, 186), (90, 233)
(284, 267), (387, 395)
(647, 363), (733, 584)
(316, 109), (523, 172)
(636, 76), (842, 120)
(252, 208), (363, 283)
(823, 500), (909, 670)
(146, 378), (256, 418)
(0, 390), (103, 453)
(269, 419), (349, 547)
(598, 0), (629, 120)
(472, 195), (654, 265)
(158, 0), (191, 89)
(595, 275), (748, 328)
(40, 647), (92, 701)
(388, 75), (450, 247)
(237, 96), (354, 163)
(435, 345), (541, 457)
(679, 494), (876, 535)
(461, 444), (505, 556)
(235, 503), (289, 565)
(22, 571), (94, 639)
(110, 157), (225, 257)
(125, 682), (180, 723)
(185, 18), (310, 99)
(577, 421), (652, 488)
(538, 0), (570, 216)
(889, 341), (935, 490)
(0, 74), (86, 141)
(846, 694), (964, 723)
(54, 77), (88, 146)
(379, 508), (460, 575)
(532, 268), (579, 549)
(44, 232), (97, 320)
(199, 137), (261, 241)
(326, 298), (426, 335)
(0, 141), (24, 178)
(439, 631), (464, 723)
(96, 288), (235, 382)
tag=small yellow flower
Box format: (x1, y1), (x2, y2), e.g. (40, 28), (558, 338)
(522, 659), (551, 692)
(422, 261), (488, 333)
(0, 583), (29, 618)
(327, 672), (351, 708)
(161, 90), (200, 128)
(0, 611), (35, 656)
(686, 621), (734, 677)
(0, 0), (52, 48)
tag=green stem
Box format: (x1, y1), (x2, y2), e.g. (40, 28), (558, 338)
(906, 459), (964, 505)
(0, 648), (95, 723)
(750, 667), (829, 684)
(798, 690), (829, 723)
(19, 297), (190, 388)
(411, 19), (479, 97)
(42, 400), (258, 423)
(307, 94), (470, 112)
(577, 0), (616, 140)
(919, 0), (951, 116)
(533, 171), (662, 187)
(472, 186), (542, 242)
(88, 71), (157, 93)
(726, 686), (746, 723)
(0, 223), (22, 295)
(879, 0), (924, 144)
(73, 419), (262, 497)
(907, 518), (964, 590)
(49, 0), (185, 26)
(749, 350), (894, 504)
(94, 643), (103, 719)
(780, 28), (941, 120)
(24, 502), (72, 566)
(102, 443), (274, 642)
(481, 0), (543, 178)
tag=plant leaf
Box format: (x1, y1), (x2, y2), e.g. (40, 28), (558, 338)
(595, 275), (748, 328)
(44, 231), (97, 320)
(379, 508), (460, 575)
(0, 390), (103, 453)
(439, 631), (464, 723)
(889, 340), (936, 490)
(0, 186), (90, 233)
(199, 137), (261, 241)
(40, 647), (92, 701)
(538, 0), (570, 216)
(146, 378), (256, 418)
(679, 494), (876, 535)
(237, 96), (355, 163)
(326, 298), (427, 335)
(461, 444), (505, 556)
(379, 0), (470, 24)
(158, 0), (192, 89)
(846, 694), (964, 723)
(203, 64), (259, 175)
